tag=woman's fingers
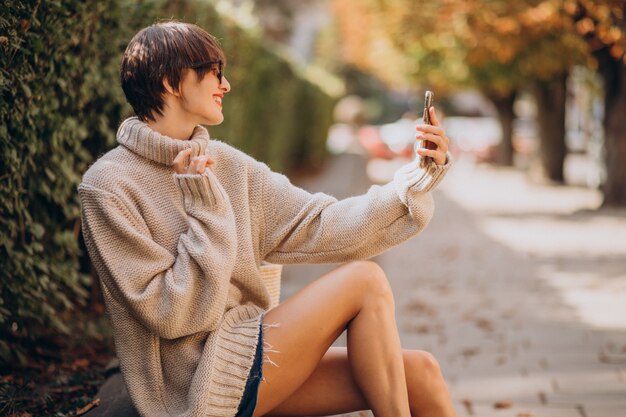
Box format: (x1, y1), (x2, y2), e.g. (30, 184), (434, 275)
(416, 148), (446, 165)
(429, 106), (441, 127)
(173, 149), (193, 174)
(414, 106), (450, 165)
(198, 156), (215, 173)
(188, 157), (199, 174)
(187, 155), (215, 174)
(173, 150), (215, 174)
(188, 156), (203, 174)
(415, 133), (448, 153)
(415, 123), (444, 136)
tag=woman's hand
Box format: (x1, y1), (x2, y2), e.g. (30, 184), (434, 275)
(415, 107), (449, 166)
(173, 149), (214, 174)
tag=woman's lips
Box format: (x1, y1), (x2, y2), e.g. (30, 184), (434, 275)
(213, 94), (223, 108)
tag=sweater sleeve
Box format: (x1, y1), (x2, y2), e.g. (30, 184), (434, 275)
(79, 171), (237, 340)
(393, 152), (452, 216)
(259, 163), (439, 265)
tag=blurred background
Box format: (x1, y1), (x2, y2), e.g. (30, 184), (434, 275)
(1, 0), (625, 415)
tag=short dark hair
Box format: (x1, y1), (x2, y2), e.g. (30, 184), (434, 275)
(120, 21), (226, 122)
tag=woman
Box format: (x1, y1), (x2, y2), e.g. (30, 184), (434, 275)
(79, 21), (457, 417)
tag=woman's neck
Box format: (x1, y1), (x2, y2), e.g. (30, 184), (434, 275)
(147, 112), (197, 140)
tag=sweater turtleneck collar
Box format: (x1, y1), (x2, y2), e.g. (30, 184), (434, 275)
(116, 117), (210, 166)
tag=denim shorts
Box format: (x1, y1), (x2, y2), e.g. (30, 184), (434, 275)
(235, 320), (264, 417)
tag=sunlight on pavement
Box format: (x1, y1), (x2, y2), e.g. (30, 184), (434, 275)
(536, 267), (626, 330)
(439, 157), (603, 215)
(479, 216), (626, 257)
(439, 156), (626, 332)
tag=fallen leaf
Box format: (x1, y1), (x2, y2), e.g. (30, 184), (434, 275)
(412, 324), (432, 334)
(461, 347), (480, 359)
(538, 390), (547, 404)
(71, 358), (90, 370)
(494, 399), (513, 409)
(76, 398), (101, 416)
(475, 317), (494, 332)
(461, 398), (474, 415)
(404, 299), (437, 317)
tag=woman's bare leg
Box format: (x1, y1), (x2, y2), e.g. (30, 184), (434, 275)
(265, 347), (457, 417)
(252, 261), (456, 417)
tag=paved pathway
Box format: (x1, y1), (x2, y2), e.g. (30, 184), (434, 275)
(281, 153), (626, 417)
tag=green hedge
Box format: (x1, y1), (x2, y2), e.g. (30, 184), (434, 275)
(0, 0), (339, 365)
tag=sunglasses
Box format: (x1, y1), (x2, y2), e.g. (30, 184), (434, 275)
(189, 59), (224, 83)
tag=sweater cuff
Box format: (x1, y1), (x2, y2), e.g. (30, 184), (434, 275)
(174, 171), (225, 209)
(393, 152), (452, 205)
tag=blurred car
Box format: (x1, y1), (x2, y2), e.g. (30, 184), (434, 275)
(358, 117), (416, 160)
(443, 116), (502, 163)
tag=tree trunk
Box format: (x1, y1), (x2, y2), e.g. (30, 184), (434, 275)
(569, 1), (626, 206)
(486, 91), (517, 166)
(533, 73), (568, 183)
(597, 52), (626, 206)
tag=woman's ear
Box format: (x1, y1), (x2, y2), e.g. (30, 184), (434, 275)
(163, 77), (180, 97)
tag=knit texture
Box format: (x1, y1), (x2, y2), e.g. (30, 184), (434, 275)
(259, 263), (282, 310)
(394, 152), (452, 216)
(78, 117), (450, 417)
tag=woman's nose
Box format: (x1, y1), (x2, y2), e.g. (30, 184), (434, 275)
(220, 76), (231, 93)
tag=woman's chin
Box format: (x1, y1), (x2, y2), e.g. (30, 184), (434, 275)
(204, 114), (224, 126)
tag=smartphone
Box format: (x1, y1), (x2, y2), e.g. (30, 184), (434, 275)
(416, 90), (436, 165)
(423, 90), (434, 126)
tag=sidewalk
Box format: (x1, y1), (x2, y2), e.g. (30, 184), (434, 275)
(282, 153), (626, 417)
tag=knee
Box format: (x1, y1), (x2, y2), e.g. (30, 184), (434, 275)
(405, 350), (454, 414)
(404, 350), (456, 415)
(346, 261), (394, 308)
(405, 350), (446, 390)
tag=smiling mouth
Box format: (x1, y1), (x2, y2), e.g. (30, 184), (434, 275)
(213, 95), (223, 108)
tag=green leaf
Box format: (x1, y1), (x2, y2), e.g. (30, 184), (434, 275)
(20, 80), (32, 98)
(30, 222), (44, 239)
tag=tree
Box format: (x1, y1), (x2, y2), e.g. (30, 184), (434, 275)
(568, 0), (626, 205)
(457, 1), (586, 178)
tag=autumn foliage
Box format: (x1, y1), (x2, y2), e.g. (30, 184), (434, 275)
(332, 0), (626, 204)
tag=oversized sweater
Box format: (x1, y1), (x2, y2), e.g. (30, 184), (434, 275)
(78, 117), (450, 417)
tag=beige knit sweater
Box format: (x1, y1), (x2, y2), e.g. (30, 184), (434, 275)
(79, 117), (450, 417)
